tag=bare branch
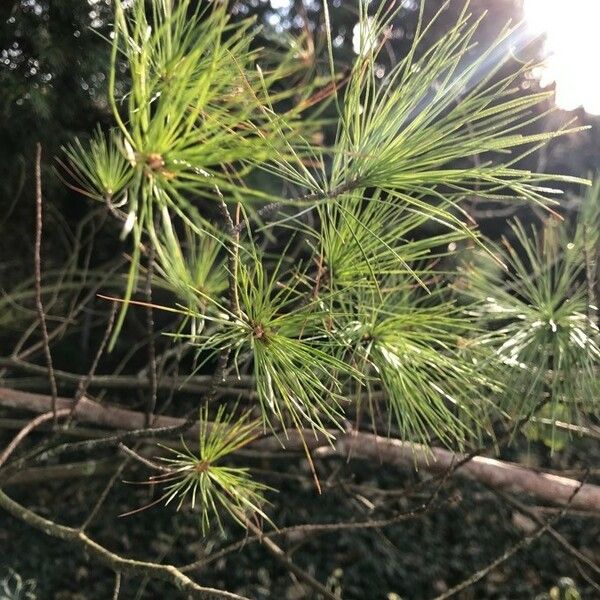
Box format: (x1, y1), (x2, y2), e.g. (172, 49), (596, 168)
(495, 490), (600, 580)
(0, 409), (70, 467)
(181, 497), (445, 574)
(119, 443), (170, 472)
(66, 302), (118, 427)
(112, 572), (122, 600)
(33, 143), (58, 422)
(0, 487), (249, 600)
(80, 455), (130, 531)
(3, 459), (114, 486)
(0, 356), (253, 396)
(321, 432), (600, 512)
(2, 387), (600, 512)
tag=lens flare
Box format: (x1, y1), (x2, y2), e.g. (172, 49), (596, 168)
(524, 0), (600, 115)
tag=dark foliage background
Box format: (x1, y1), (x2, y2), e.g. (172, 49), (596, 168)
(0, 1), (599, 598)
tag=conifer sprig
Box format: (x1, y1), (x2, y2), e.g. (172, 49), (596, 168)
(334, 286), (492, 446)
(192, 250), (363, 437)
(462, 193), (600, 431)
(155, 405), (272, 534)
(329, 1), (586, 208)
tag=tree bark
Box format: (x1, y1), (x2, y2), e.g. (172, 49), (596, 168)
(1, 386), (599, 511)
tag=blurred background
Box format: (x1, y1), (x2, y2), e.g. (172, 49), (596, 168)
(0, 1), (598, 598)
(2, 0), (600, 277)
(2, 0), (600, 258)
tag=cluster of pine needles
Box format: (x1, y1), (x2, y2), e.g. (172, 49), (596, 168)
(57, 0), (599, 531)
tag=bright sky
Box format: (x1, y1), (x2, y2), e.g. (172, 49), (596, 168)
(276, 0), (600, 115)
(524, 0), (600, 115)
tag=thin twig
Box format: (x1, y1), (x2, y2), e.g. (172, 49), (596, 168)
(66, 302), (118, 427)
(13, 256), (126, 362)
(494, 489), (600, 579)
(233, 178), (359, 235)
(431, 474), (589, 600)
(233, 507), (339, 600)
(181, 494), (446, 573)
(0, 487), (248, 600)
(0, 409), (70, 467)
(0, 356), (253, 395)
(80, 455), (131, 531)
(12, 414), (200, 470)
(33, 143), (58, 423)
(112, 572), (122, 600)
(119, 443), (170, 472)
(216, 186), (241, 318)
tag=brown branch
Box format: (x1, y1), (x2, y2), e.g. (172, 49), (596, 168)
(3, 459), (115, 486)
(1, 387), (600, 512)
(66, 302), (118, 427)
(0, 487), (248, 600)
(0, 389), (200, 481)
(395, 397), (550, 499)
(320, 432), (600, 512)
(33, 143), (58, 422)
(0, 409), (70, 467)
(0, 356), (253, 396)
(0, 418), (104, 441)
(0, 386), (187, 434)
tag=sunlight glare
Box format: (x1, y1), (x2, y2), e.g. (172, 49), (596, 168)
(524, 0), (600, 115)
(270, 0), (292, 9)
(352, 17), (378, 56)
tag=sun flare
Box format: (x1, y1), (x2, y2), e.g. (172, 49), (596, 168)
(524, 0), (600, 115)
